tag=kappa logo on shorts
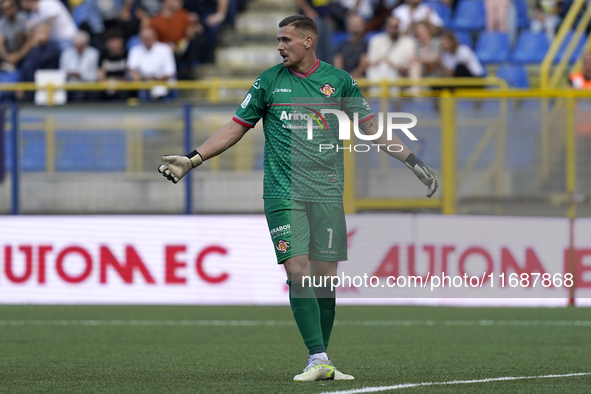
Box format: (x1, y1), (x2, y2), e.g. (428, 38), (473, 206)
(276, 239), (290, 253)
(320, 83), (336, 97)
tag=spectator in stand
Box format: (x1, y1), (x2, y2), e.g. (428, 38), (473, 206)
(0, 0), (32, 71)
(183, 0), (228, 64)
(20, 0), (77, 50)
(438, 29), (484, 77)
(366, 0), (397, 32)
(294, 0), (333, 63)
(78, 0), (139, 49)
(338, 0), (376, 20)
(333, 13), (368, 78)
(485, 0), (510, 32)
(392, 0), (443, 35)
(569, 52), (591, 90)
(59, 30), (100, 101)
(98, 27), (130, 100)
(151, 0), (203, 80)
(531, 0), (560, 42)
(134, 0), (161, 28)
(366, 16), (416, 93)
(127, 26), (176, 101)
(331, 0), (376, 30)
(409, 21), (441, 94)
(16, 23), (60, 100)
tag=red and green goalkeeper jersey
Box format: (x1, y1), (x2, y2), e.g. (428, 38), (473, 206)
(233, 59), (375, 202)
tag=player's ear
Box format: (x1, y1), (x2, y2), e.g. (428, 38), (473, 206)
(304, 34), (314, 49)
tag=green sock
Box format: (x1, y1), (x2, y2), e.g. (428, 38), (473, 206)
(288, 280), (325, 355)
(314, 288), (336, 350)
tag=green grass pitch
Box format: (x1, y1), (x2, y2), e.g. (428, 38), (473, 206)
(1, 305), (591, 393)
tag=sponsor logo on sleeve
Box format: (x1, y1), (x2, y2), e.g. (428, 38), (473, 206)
(252, 79), (261, 89)
(240, 93), (251, 108)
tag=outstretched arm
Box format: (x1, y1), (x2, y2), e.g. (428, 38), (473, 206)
(359, 117), (412, 161)
(158, 120), (248, 183)
(197, 120), (249, 160)
(359, 117), (439, 198)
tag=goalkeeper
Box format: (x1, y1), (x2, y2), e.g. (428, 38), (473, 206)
(159, 15), (438, 382)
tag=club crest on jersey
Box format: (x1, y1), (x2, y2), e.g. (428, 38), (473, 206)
(276, 239), (290, 253)
(320, 83), (336, 97)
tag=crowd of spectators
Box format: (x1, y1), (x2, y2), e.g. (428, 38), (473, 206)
(327, 1), (485, 95)
(0, 0), (584, 102)
(0, 0), (244, 102)
(321, 0), (580, 92)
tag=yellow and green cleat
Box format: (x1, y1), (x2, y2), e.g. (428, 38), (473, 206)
(293, 359), (335, 382)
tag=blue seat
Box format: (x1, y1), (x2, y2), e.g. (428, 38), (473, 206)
(425, 1), (452, 27)
(475, 32), (510, 63)
(454, 30), (473, 48)
(515, 0), (530, 29)
(331, 31), (349, 49)
(496, 65), (529, 88)
(554, 30), (587, 64)
(452, 0), (486, 31)
(0, 71), (19, 101)
(21, 131), (46, 172)
(126, 35), (141, 51)
(55, 131), (126, 171)
(510, 32), (549, 63)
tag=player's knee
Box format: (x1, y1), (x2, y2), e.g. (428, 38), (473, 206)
(284, 256), (311, 281)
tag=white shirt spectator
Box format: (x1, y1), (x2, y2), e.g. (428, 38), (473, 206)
(127, 41), (176, 79)
(339, 0), (376, 20)
(366, 31), (417, 80)
(441, 44), (485, 76)
(60, 45), (100, 81)
(28, 0), (77, 42)
(392, 3), (443, 34)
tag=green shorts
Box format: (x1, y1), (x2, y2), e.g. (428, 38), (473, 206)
(264, 199), (348, 264)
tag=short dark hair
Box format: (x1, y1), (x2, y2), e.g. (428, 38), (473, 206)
(441, 30), (459, 51)
(104, 26), (125, 41)
(279, 14), (319, 39)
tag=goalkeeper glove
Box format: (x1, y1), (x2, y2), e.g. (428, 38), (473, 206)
(404, 153), (439, 198)
(158, 150), (203, 184)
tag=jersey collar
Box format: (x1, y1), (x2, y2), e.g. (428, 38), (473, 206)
(289, 58), (321, 79)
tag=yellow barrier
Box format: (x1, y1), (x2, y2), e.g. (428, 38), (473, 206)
(14, 78), (586, 215)
(0, 77), (508, 106)
(540, 0), (585, 90)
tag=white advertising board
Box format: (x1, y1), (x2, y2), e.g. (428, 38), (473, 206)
(0, 214), (586, 306)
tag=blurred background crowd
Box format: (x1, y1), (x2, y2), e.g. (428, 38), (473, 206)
(0, 0), (587, 103)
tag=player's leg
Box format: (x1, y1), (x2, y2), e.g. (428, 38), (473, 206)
(285, 256), (336, 381)
(283, 255), (325, 357)
(264, 198), (333, 381)
(310, 259), (337, 351)
(308, 202), (354, 380)
(308, 201), (347, 350)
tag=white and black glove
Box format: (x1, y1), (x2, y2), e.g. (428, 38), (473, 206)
(158, 150), (203, 184)
(405, 153), (439, 198)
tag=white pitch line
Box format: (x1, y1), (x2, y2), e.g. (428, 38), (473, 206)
(1, 320), (591, 327)
(318, 372), (591, 394)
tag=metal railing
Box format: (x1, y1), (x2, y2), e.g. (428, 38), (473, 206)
(4, 78), (589, 217)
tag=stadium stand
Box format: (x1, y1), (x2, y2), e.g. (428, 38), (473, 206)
(554, 30), (587, 64)
(510, 31), (550, 63)
(475, 32), (511, 64)
(423, 0), (452, 27)
(451, 0), (486, 31)
(453, 30), (473, 49)
(496, 64), (529, 88)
